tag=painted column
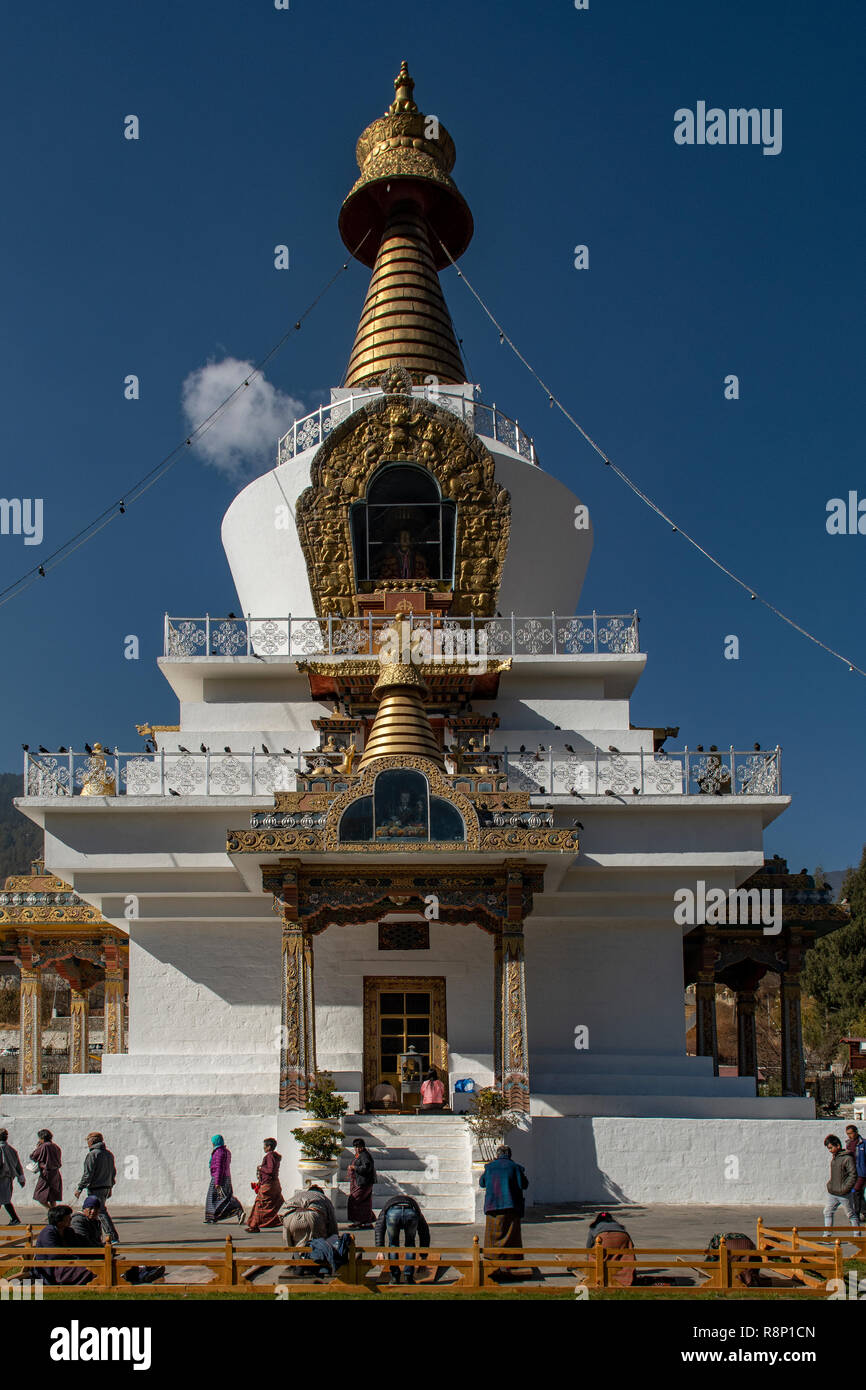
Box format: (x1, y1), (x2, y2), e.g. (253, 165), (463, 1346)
(492, 933), (503, 1089)
(69, 987), (90, 1073)
(695, 973), (719, 1075)
(735, 988), (759, 1083)
(499, 869), (530, 1113)
(780, 972), (805, 1096)
(17, 939), (42, 1094)
(102, 941), (125, 1054)
(280, 917), (317, 1110)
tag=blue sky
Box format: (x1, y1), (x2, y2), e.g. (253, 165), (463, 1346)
(1, 0), (863, 871)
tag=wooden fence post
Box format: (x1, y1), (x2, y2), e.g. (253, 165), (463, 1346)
(471, 1234), (481, 1289)
(833, 1240), (842, 1283)
(595, 1236), (606, 1288)
(103, 1239), (116, 1288)
(755, 1216), (763, 1250)
(224, 1235), (236, 1288)
(718, 1237), (730, 1290)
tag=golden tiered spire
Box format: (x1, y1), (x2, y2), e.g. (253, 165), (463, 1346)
(340, 62), (473, 388)
(358, 659), (444, 769)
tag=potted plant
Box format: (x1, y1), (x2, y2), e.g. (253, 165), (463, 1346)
(461, 1087), (523, 1167)
(294, 1071), (348, 1133)
(290, 1123), (345, 1184)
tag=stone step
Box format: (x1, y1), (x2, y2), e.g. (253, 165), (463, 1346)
(530, 1074), (756, 1096)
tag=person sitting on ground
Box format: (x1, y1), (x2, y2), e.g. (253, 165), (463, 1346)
(34, 1206), (95, 1285)
(67, 1196), (105, 1248)
(304, 1182), (339, 1237)
(420, 1067), (446, 1113)
(374, 1193), (430, 1285)
(282, 1190), (328, 1247)
(585, 1210), (636, 1287)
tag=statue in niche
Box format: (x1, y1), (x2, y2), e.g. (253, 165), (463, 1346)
(374, 527), (429, 582)
(376, 786), (427, 839)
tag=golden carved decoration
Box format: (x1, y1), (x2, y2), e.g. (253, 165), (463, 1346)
(360, 658), (444, 769)
(295, 394), (510, 619)
(78, 744), (117, 797)
(323, 754), (481, 852)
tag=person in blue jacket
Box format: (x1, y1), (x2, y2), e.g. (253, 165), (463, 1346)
(479, 1144), (529, 1275)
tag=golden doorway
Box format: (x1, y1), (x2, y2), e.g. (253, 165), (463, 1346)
(363, 976), (447, 1110)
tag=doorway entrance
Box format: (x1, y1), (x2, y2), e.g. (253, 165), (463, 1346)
(363, 976), (447, 1110)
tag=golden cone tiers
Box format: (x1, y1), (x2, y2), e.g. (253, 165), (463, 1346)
(340, 60), (471, 387)
(344, 203), (465, 386)
(359, 661), (444, 769)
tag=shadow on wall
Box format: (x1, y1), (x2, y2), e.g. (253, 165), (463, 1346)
(507, 1118), (632, 1206)
(133, 923), (281, 1008)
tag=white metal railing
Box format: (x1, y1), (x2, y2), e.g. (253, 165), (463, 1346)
(22, 746), (781, 800)
(163, 612), (641, 659)
(277, 390), (538, 466)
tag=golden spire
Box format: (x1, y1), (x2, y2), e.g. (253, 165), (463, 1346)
(340, 61), (473, 388)
(359, 659), (444, 769)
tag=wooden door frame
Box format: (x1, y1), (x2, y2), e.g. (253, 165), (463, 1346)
(363, 975), (447, 1108)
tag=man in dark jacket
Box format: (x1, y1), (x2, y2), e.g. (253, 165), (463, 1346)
(823, 1134), (859, 1229)
(74, 1132), (119, 1242)
(68, 1195), (105, 1248)
(0, 1128), (25, 1224)
(479, 1144), (529, 1274)
(374, 1194), (430, 1285)
(845, 1125), (866, 1223)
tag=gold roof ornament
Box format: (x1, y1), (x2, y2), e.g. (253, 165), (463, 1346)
(340, 61), (472, 387)
(359, 657), (445, 769)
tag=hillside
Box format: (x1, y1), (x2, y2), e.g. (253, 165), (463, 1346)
(0, 772), (43, 879)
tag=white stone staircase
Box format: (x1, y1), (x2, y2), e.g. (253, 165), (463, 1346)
(335, 1115), (475, 1225)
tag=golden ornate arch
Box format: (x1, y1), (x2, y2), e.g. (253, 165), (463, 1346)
(295, 387), (510, 618)
(324, 753), (481, 852)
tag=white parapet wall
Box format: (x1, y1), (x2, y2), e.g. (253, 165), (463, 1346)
(510, 1116), (840, 1207)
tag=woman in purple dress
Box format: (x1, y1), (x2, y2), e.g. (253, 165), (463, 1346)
(30, 1129), (63, 1209)
(204, 1135), (245, 1224)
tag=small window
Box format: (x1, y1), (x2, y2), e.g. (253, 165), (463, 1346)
(350, 464), (456, 585)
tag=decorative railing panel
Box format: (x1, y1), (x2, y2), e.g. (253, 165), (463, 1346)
(23, 746), (780, 800)
(277, 391), (538, 466)
(163, 612), (641, 660)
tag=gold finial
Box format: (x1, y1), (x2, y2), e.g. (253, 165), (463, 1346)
(359, 659), (444, 769)
(340, 62), (472, 386)
(390, 60), (417, 114)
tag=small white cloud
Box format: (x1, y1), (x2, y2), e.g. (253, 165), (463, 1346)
(181, 357), (304, 480)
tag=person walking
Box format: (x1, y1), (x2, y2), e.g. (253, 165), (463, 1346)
(245, 1138), (283, 1231)
(74, 1132), (119, 1242)
(420, 1067), (446, 1113)
(374, 1193), (430, 1285)
(823, 1133), (859, 1229)
(479, 1144), (529, 1277)
(0, 1128), (25, 1225)
(845, 1124), (866, 1224)
(347, 1137), (376, 1227)
(204, 1134), (244, 1224)
(30, 1129), (62, 1209)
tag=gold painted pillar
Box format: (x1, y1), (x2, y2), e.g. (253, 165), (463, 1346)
(499, 870), (530, 1113)
(102, 942), (125, 1054)
(17, 939), (42, 1094)
(69, 986), (90, 1073)
(280, 919), (317, 1110)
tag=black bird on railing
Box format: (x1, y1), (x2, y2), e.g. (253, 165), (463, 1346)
(573, 821), (584, 830)
(608, 746), (619, 754)
(519, 745), (526, 753)
(261, 744), (269, 755)
(22, 744), (29, 752)
(84, 743), (93, 755)
(224, 746), (232, 754)
(565, 744), (575, 754)
(38, 745), (49, 753)
(282, 748), (291, 755)
(753, 743), (761, 752)
(178, 745), (190, 754)
(58, 747), (67, 754)
(169, 788), (181, 797)
(200, 744), (208, 754)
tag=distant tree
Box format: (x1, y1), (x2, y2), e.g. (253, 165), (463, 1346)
(814, 865), (826, 889)
(0, 773), (43, 879)
(802, 846), (866, 1031)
